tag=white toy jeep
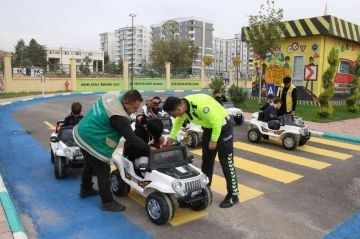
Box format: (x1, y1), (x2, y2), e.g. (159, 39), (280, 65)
(247, 112), (311, 150)
(110, 145), (212, 225)
(50, 121), (84, 179)
(222, 102), (244, 125)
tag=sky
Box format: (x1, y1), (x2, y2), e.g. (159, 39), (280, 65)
(0, 0), (359, 52)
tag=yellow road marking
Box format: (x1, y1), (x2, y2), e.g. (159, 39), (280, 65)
(44, 121), (56, 130)
(262, 139), (353, 160)
(234, 142), (331, 170)
(110, 165), (209, 226)
(310, 137), (360, 152)
(191, 149), (303, 184)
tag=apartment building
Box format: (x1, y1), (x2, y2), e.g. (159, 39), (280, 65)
(100, 25), (151, 69)
(46, 46), (104, 71)
(151, 16), (214, 74)
(100, 32), (115, 62)
(212, 36), (253, 76)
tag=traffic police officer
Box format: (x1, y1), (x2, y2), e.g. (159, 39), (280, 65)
(163, 94), (239, 208)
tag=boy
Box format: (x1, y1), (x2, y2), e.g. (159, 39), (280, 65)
(261, 94), (274, 111)
(126, 118), (165, 176)
(63, 102), (84, 127)
(263, 98), (283, 130)
(213, 90), (228, 105)
(144, 96), (162, 118)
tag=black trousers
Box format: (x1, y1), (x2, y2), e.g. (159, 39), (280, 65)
(80, 148), (113, 204)
(201, 121), (239, 195)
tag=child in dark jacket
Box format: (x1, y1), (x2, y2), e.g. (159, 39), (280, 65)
(63, 102), (84, 127)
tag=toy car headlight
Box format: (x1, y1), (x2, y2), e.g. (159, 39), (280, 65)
(174, 182), (182, 189)
(201, 174), (208, 185)
(64, 148), (73, 158)
(299, 128), (304, 135)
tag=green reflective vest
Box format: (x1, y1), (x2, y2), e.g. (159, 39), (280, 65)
(73, 93), (129, 164)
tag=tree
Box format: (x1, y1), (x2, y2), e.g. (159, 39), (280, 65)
(208, 76), (226, 94)
(27, 39), (47, 67)
(317, 47), (338, 118)
(203, 56), (214, 68)
(345, 54), (360, 113)
(232, 57), (242, 86)
(243, 0), (287, 103)
(150, 39), (199, 69)
(13, 39), (28, 67)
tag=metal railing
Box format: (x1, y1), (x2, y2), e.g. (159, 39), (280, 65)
(12, 64), (71, 78)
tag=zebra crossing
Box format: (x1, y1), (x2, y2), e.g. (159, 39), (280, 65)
(109, 137), (360, 226)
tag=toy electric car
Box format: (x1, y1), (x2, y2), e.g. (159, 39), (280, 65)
(50, 121), (84, 179)
(177, 119), (203, 148)
(110, 145), (212, 225)
(222, 102), (244, 125)
(247, 113), (311, 150)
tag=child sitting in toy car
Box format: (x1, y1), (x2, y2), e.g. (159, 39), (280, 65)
(263, 98), (283, 130)
(125, 117), (165, 176)
(63, 102), (84, 127)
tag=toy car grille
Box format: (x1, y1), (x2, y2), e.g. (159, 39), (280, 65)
(73, 148), (82, 156)
(185, 179), (202, 193)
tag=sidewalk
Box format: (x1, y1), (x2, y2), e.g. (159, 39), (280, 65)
(242, 112), (360, 139)
(0, 203), (13, 239)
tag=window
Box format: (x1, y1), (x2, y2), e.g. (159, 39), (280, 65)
(292, 55), (305, 86)
(339, 61), (354, 74)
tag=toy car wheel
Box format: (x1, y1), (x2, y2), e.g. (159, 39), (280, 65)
(54, 156), (67, 179)
(110, 170), (130, 197)
(187, 132), (200, 148)
(50, 147), (54, 164)
(146, 192), (175, 225)
(248, 128), (262, 143)
(282, 134), (299, 150)
(190, 185), (213, 211)
(298, 139), (308, 146)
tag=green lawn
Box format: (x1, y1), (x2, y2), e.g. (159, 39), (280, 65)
(0, 91), (65, 99)
(240, 99), (360, 123)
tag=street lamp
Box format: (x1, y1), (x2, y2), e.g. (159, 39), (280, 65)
(129, 14), (137, 90)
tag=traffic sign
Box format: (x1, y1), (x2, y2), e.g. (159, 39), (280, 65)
(304, 65), (318, 80)
(266, 83), (275, 96)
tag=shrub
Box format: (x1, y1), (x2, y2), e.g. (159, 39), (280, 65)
(228, 84), (248, 107)
(208, 76), (226, 94)
(317, 47), (338, 118)
(345, 54), (360, 113)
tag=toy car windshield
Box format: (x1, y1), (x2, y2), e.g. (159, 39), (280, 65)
(149, 146), (189, 170)
(58, 127), (74, 141)
(223, 102), (234, 108)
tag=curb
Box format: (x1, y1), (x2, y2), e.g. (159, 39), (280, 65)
(244, 119), (360, 144)
(0, 89), (212, 107)
(0, 176), (28, 239)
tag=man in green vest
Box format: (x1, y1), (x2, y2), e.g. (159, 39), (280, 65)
(162, 94), (239, 208)
(73, 90), (155, 212)
(277, 76), (297, 116)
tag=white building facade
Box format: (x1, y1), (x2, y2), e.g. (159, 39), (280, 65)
(46, 46), (104, 71)
(100, 25), (151, 69)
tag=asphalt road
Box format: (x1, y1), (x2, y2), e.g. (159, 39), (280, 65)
(6, 93), (360, 239)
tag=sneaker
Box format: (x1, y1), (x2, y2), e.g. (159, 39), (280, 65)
(100, 200), (126, 212)
(219, 193), (239, 208)
(79, 188), (98, 198)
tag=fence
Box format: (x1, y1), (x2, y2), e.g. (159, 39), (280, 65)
(12, 64), (71, 78)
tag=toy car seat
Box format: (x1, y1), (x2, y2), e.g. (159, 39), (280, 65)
(134, 156), (149, 177)
(258, 111), (264, 121)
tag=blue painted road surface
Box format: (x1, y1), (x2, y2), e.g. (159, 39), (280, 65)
(0, 96), (153, 239)
(323, 211), (360, 239)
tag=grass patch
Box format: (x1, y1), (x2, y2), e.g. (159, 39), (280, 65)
(239, 99), (360, 123)
(0, 91), (65, 99)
